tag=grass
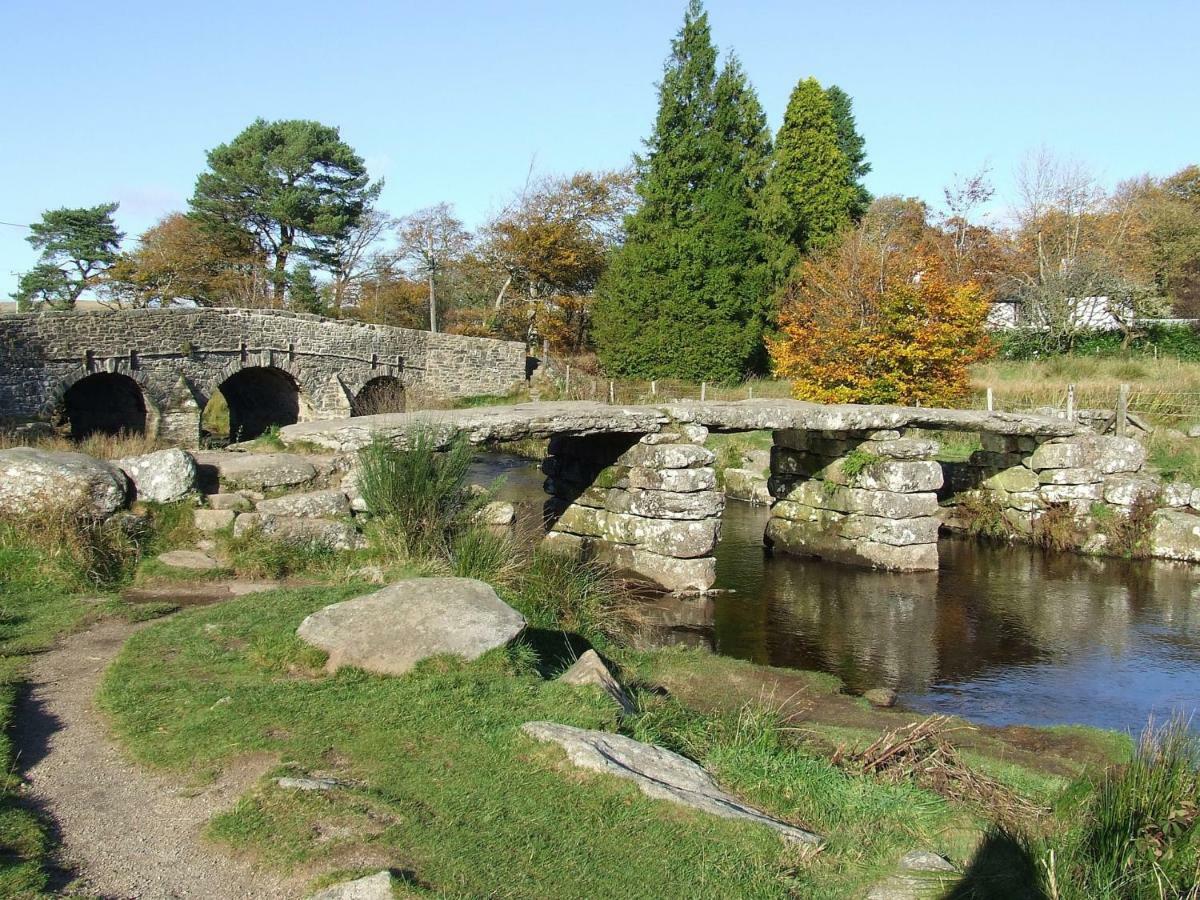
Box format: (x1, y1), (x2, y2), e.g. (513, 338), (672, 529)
(0, 428), (167, 459)
(707, 431), (773, 486)
(96, 585), (986, 898)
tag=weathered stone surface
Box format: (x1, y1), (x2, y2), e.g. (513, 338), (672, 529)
(192, 451), (318, 491)
(1038, 467), (1102, 485)
(627, 466), (716, 492)
(193, 508), (235, 531)
(617, 443), (715, 470)
(280, 399), (1085, 454)
(256, 489), (351, 519)
(1038, 483), (1103, 503)
(839, 515), (941, 547)
(723, 468), (772, 504)
(0, 448), (128, 518)
(257, 515), (365, 550)
(771, 481), (940, 519)
(866, 437), (940, 460)
(521, 721), (821, 844)
(307, 870), (393, 900)
(542, 532), (717, 592)
(276, 776), (340, 792)
(1161, 481), (1193, 508)
(1151, 510), (1200, 561)
(114, 448), (197, 503)
(1103, 476), (1160, 506)
(766, 517), (939, 571)
(826, 459), (943, 493)
(156, 549), (220, 570)
(865, 850), (958, 900)
(559, 650), (635, 714)
(1030, 435), (1146, 474)
(983, 466), (1040, 493)
(297, 578), (526, 675)
(553, 505), (720, 558)
(208, 492), (252, 511)
(604, 487), (724, 520)
(232, 512), (261, 538)
(475, 499), (517, 525)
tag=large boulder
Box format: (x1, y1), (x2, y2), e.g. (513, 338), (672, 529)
(115, 448), (197, 503)
(256, 489), (351, 519)
(521, 721), (820, 845)
(297, 577), (526, 676)
(256, 514), (365, 551)
(0, 447), (128, 519)
(191, 451), (318, 492)
(1151, 510), (1200, 561)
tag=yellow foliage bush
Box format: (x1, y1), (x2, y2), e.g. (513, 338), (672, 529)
(769, 249), (992, 407)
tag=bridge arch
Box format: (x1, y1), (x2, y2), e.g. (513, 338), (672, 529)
(210, 365), (307, 442)
(352, 375), (406, 416)
(58, 371), (150, 438)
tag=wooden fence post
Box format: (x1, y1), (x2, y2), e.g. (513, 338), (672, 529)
(609, 380), (615, 404)
(986, 386), (994, 412)
(565, 365), (571, 396)
(1116, 383), (1130, 436)
(1066, 384), (1076, 422)
(701, 381), (707, 402)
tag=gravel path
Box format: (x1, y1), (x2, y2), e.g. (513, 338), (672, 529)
(16, 620), (302, 899)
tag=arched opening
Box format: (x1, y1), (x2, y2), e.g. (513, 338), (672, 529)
(208, 367), (300, 442)
(352, 376), (406, 416)
(61, 373), (147, 438)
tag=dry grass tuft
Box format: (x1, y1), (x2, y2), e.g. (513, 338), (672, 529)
(0, 428), (168, 459)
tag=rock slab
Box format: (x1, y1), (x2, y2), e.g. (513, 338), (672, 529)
(298, 578), (526, 676)
(0, 447), (128, 518)
(307, 870), (393, 900)
(558, 650), (635, 715)
(521, 721), (821, 845)
(114, 448), (197, 503)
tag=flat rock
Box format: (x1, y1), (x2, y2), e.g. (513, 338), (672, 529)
(559, 650), (635, 715)
(156, 550), (220, 571)
(475, 500), (516, 525)
(208, 492), (252, 511)
(114, 448), (197, 503)
(1151, 509), (1200, 561)
(256, 489), (351, 519)
(194, 508), (235, 532)
(191, 451), (318, 491)
(297, 577), (526, 676)
(864, 687), (898, 708)
(257, 515), (365, 551)
(0, 447), (128, 519)
(521, 721), (820, 845)
(307, 870), (393, 900)
(276, 776), (340, 792)
(723, 468), (772, 505)
(865, 850), (958, 900)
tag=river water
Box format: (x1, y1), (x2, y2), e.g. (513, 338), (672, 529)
(472, 454), (1200, 734)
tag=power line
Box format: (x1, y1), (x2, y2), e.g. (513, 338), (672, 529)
(0, 220), (31, 229)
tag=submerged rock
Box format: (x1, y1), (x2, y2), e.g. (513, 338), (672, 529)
(0, 447), (128, 519)
(521, 721), (821, 845)
(297, 578), (526, 676)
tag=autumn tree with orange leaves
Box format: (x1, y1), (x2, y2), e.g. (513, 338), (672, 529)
(769, 236), (991, 407)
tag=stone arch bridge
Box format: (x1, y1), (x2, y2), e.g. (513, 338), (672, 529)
(0, 308), (527, 445)
(277, 399), (1128, 592)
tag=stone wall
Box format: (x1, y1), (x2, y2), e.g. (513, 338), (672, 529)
(765, 429), (943, 571)
(541, 425), (724, 592)
(0, 308), (527, 443)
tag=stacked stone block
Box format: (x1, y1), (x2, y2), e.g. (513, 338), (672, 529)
(541, 425), (723, 592)
(942, 433), (1151, 536)
(765, 429), (943, 571)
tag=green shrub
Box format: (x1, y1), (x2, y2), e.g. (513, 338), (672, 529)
(510, 547), (638, 648)
(357, 430), (486, 557)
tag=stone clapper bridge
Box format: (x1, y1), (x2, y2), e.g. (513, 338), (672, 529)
(278, 399), (1097, 592)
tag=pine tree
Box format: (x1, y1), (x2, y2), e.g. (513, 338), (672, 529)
(593, 1), (772, 382)
(289, 263), (327, 315)
(826, 85), (872, 220)
(760, 78), (856, 283)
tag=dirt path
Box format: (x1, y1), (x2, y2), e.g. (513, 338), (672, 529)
(16, 619), (302, 899)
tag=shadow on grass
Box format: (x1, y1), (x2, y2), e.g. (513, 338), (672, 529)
(517, 628), (594, 678)
(946, 826), (1048, 900)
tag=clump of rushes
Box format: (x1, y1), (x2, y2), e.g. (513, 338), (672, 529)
(0, 504), (148, 590)
(357, 429), (487, 557)
(1035, 717), (1200, 900)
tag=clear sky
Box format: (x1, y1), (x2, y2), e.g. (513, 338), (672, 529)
(2, 0), (1197, 298)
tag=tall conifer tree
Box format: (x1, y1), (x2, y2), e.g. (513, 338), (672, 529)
(760, 78), (856, 283)
(826, 85), (872, 220)
(593, 1), (771, 381)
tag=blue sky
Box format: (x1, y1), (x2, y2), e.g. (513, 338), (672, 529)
(2, 0), (1197, 298)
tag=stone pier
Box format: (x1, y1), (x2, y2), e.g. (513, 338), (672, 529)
(542, 425), (724, 592)
(765, 428), (944, 571)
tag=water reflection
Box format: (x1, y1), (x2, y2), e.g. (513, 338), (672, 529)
(471, 453), (1200, 732)
(712, 503), (1200, 731)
